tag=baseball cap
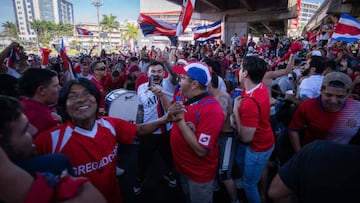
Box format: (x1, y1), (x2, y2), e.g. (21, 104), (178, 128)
(322, 72), (352, 90)
(173, 62), (212, 86)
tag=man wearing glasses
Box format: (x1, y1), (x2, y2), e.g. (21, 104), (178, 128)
(90, 61), (107, 115)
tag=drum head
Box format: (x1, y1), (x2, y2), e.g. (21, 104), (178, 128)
(108, 89), (138, 122)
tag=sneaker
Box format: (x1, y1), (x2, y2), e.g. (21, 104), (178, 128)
(162, 172), (177, 188)
(133, 178), (144, 195)
(116, 166), (125, 176)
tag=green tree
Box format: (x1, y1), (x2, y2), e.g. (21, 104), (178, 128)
(30, 20), (73, 47)
(1, 21), (18, 40)
(53, 23), (74, 38)
(100, 14), (119, 52)
(121, 22), (139, 51)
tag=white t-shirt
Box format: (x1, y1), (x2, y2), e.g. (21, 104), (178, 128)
(231, 36), (240, 46)
(298, 74), (323, 99)
(137, 77), (175, 134)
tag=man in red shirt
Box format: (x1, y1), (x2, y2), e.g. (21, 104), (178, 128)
(90, 61), (107, 115)
(18, 68), (61, 139)
(168, 62), (225, 203)
(104, 70), (126, 92)
(232, 56), (275, 203)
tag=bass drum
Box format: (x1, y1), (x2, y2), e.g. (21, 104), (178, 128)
(106, 89), (138, 122)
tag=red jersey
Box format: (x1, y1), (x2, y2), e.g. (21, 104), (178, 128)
(239, 83), (274, 151)
(34, 117), (137, 203)
(21, 99), (58, 139)
(170, 96), (225, 183)
(103, 75), (126, 92)
(90, 77), (106, 109)
(289, 98), (360, 145)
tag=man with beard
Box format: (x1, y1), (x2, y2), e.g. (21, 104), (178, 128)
(133, 60), (178, 195)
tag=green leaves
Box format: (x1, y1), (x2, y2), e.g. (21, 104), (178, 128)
(30, 20), (73, 46)
(1, 21), (18, 39)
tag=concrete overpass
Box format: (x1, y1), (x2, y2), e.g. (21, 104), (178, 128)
(166, 0), (298, 45)
(303, 0), (360, 35)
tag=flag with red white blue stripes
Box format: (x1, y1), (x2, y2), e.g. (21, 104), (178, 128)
(6, 48), (20, 69)
(76, 27), (94, 36)
(176, 0), (196, 37)
(53, 38), (76, 79)
(331, 13), (360, 43)
(192, 20), (221, 42)
(138, 13), (176, 37)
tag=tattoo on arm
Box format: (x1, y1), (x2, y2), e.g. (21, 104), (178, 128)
(218, 95), (232, 116)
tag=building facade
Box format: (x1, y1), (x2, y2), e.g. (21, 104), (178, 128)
(299, 1), (321, 26)
(13, 0), (74, 42)
(139, 0), (215, 48)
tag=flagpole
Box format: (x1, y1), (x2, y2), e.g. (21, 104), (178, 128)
(92, 0), (103, 55)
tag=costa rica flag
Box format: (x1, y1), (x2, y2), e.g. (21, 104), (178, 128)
(192, 20), (221, 42)
(331, 13), (360, 43)
(176, 0), (196, 36)
(137, 13), (176, 37)
(76, 27), (93, 36)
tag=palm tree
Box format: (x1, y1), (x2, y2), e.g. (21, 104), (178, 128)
(30, 20), (73, 47)
(1, 21), (18, 40)
(100, 14), (119, 52)
(30, 20), (50, 46)
(54, 23), (74, 38)
(121, 22), (140, 52)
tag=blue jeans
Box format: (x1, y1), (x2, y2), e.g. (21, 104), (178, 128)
(235, 144), (274, 203)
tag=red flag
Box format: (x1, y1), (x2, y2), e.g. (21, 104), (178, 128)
(41, 47), (51, 67)
(176, 0), (196, 36)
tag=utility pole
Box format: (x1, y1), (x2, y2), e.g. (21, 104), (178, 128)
(92, 0), (103, 55)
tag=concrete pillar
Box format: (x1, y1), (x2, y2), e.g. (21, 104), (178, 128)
(224, 22), (248, 47)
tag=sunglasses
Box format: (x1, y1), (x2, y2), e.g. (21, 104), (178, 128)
(95, 67), (106, 71)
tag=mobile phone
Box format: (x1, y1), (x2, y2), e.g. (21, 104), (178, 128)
(148, 75), (154, 87)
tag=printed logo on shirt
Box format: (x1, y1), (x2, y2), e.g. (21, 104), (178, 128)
(73, 145), (117, 176)
(198, 133), (211, 146)
(346, 118), (358, 128)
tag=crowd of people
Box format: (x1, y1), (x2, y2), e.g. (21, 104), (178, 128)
(0, 22), (360, 203)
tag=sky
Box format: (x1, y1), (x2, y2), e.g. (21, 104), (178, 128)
(0, 0), (324, 31)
